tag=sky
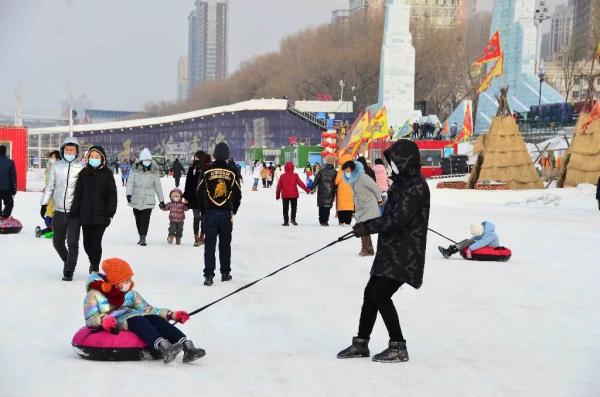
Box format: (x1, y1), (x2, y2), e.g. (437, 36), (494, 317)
(0, 0), (564, 116)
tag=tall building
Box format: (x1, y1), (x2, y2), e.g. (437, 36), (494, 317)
(188, 0), (228, 92)
(177, 56), (189, 101)
(541, 32), (552, 60)
(572, 0), (600, 60)
(349, 0), (466, 26)
(549, 4), (573, 56)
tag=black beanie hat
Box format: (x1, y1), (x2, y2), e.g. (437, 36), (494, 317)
(213, 142), (230, 161)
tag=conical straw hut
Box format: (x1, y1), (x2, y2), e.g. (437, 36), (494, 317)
(558, 112), (600, 187)
(469, 87), (543, 189)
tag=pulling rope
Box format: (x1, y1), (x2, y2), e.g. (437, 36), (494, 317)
(428, 227), (457, 244)
(187, 231), (355, 318)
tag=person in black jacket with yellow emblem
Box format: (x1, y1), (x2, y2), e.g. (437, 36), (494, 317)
(197, 142), (241, 286)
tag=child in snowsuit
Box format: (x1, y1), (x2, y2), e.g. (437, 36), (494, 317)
(161, 188), (188, 245)
(83, 258), (205, 364)
(276, 161), (310, 226)
(439, 221), (499, 259)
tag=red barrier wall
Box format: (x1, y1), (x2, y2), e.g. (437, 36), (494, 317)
(0, 126), (28, 191)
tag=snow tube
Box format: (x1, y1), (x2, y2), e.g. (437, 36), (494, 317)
(460, 246), (512, 262)
(0, 217), (22, 234)
(71, 327), (161, 361)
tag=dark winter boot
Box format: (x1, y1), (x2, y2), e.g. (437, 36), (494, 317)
(204, 276), (214, 286)
(35, 226), (42, 238)
(290, 220), (298, 226)
(176, 238), (181, 245)
(182, 340), (206, 363)
(137, 235), (142, 245)
(372, 340), (409, 363)
(89, 264), (99, 274)
(282, 222), (289, 226)
(438, 245), (458, 259)
(359, 236), (369, 256)
(155, 339), (183, 364)
(221, 273), (232, 282)
(337, 337), (370, 359)
(167, 236), (174, 244)
(194, 234), (204, 247)
(363, 236), (375, 256)
(139, 235), (147, 246)
(62, 270), (73, 281)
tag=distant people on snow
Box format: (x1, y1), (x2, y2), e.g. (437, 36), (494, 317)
(311, 158), (337, 226)
(275, 161), (310, 226)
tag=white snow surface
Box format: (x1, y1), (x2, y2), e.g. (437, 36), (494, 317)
(1, 175), (599, 397)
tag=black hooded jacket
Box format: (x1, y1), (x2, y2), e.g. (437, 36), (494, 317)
(361, 140), (430, 288)
(312, 164), (337, 207)
(71, 146), (118, 225)
(196, 159), (242, 215)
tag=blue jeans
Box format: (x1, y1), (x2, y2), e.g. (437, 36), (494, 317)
(253, 178), (259, 188)
(203, 209), (233, 278)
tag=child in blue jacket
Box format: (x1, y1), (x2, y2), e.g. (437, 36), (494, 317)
(439, 221), (499, 259)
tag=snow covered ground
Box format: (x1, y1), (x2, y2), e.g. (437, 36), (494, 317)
(1, 174), (599, 397)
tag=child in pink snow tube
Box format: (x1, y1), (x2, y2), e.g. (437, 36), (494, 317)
(77, 257), (205, 364)
(438, 221), (509, 261)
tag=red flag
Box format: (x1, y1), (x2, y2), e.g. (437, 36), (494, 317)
(474, 31), (502, 66)
(582, 101), (600, 132)
(477, 57), (504, 93)
(453, 101), (473, 144)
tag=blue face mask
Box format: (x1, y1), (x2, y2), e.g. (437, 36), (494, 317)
(63, 153), (76, 162)
(88, 158), (102, 168)
(142, 160), (152, 167)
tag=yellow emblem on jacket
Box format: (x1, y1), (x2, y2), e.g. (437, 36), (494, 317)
(214, 180), (227, 199)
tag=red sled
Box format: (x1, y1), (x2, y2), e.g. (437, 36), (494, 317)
(460, 246), (512, 262)
(72, 327), (161, 361)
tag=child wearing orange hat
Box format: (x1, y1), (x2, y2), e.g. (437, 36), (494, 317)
(83, 258), (205, 364)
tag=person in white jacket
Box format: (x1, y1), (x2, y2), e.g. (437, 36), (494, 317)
(251, 160), (262, 191)
(40, 137), (84, 281)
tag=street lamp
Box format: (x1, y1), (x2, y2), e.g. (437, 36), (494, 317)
(339, 80), (345, 101)
(538, 62), (545, 105)
(534, 0), (550, 74)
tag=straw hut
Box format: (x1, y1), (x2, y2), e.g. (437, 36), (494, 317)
(469, 87), (543, 189)
(557, 112), (600, 187)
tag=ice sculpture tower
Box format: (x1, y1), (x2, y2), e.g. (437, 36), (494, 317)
(376, 0), (421, 129)
(472, 0), (564, 132)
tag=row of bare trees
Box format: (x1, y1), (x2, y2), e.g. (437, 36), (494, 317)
(146, 13), (492, 120)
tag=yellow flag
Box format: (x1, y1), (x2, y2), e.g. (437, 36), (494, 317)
(349, 112), (370, 144)
(368, 107), (389, 142)
(477, 56), (503, 94)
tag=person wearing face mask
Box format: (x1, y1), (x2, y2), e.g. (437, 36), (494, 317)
(126, 148), (165, 246)
(84, 258), (206, 364)
(334, 154), (355, 226)
(338, 140), (430, 364)
(40, 137), (85, 281)
(35, 150), (61, 238)
(70, 146), (117, 273)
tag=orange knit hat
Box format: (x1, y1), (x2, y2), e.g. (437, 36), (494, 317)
(101, 258), (134, 293)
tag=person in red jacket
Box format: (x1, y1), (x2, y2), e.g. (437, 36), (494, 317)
(276, 162), (310, 226)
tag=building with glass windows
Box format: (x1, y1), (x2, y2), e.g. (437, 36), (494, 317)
(27, 99), (354, 168)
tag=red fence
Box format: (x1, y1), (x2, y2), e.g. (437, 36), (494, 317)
(0, 126), (28, 191)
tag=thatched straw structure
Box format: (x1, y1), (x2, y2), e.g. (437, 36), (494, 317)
(469, 116), (543, 189)
(557, 112), (600, 187)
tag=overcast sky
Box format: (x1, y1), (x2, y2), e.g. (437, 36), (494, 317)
(0, 0), (563, 116)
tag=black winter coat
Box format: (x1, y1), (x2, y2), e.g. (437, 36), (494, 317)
(71, 166), (118, 225)
(171, 160), (185, 178)
(596, 177), (600, 200)
(312, 164), (337, 207)
(183, 164), (202, 210)
(363, 140), (430, 289)
(0, 155), (16, 192)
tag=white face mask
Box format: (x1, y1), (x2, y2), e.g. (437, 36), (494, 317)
(390, 161), (400, 175)
(119, 282), (131, 292)
(344, 172), (351, 178)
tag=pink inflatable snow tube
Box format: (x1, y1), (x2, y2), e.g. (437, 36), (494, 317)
(72, 327), (160, 361)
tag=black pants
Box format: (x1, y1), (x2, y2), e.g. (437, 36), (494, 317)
(133, 208), (152, 236)
(121, 177), (127, 187)
(192, 209), (201, 235)
(203, 209), (233, 278)
(262, 178), (267, 187)
(338, 210), (353, 225)
(174, 177), (181, 187)
(127, 315), (186, 349)
(318, 207), (331, 224)
(52, 211), (81, 272)
(282, 198), (297, 223)
(168, 221), (184, 238)
(0, 190), (14, 218)
(357, 276), (405, 342)
(82, 225), (107, 271)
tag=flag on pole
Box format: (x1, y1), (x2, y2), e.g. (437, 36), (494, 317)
(368, 107), (389, 142)
(477, 57), (503, 93)
(348, 112), (370, 145)
(582, 100), (600, 132)
(452, 101), (473, 144)
(392, 120), (411, 140)
(440, 120), (449, 136)
(473, 31), (502, 66)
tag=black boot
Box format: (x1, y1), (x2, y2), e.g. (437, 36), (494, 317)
(221, 274), (232, 282)
(89, 264), (99, 274)
(438, 245), (458, 259)
(337, 337), (370, 359)
(155, 339), (183, 364)
(372, 340), (409, 363)
(139, 235), (147, 246)
(182, 340), (206, 363)
(62, 270), (73, 281)
(204, 276), (214, 286)
(137, 235), (142, 245)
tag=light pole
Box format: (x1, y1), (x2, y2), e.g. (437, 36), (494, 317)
(339, 80), (345, 101)
(537, 62), (545, 106)
(534, 0), (550, 74)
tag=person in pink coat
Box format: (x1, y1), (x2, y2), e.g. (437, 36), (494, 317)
(275, 162), (310, 226)
(373, 158), (390, 213)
